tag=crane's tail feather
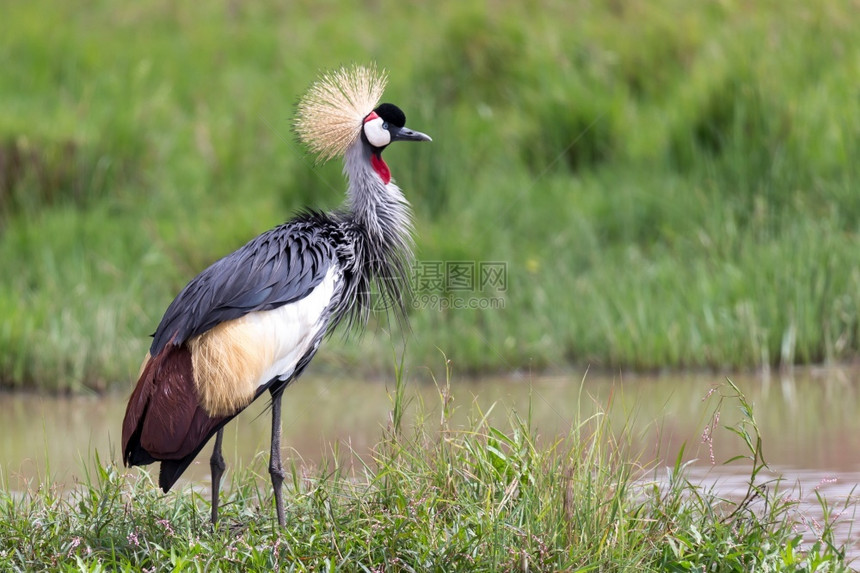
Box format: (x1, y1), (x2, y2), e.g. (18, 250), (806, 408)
(156, 419), (231, 493)
(159, 459), (190, 493)
(121, 344), (229, 491)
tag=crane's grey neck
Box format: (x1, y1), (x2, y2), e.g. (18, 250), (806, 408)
(343, 143), (413, 245)
(338, 141), (414, 328)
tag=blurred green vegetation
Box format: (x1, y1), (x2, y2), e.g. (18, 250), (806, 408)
(1, 0), (859, 391)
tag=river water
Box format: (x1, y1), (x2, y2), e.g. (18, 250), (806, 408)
(1, 367), (859, 557)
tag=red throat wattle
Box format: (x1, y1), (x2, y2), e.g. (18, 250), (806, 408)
(371, 154), (391, 185)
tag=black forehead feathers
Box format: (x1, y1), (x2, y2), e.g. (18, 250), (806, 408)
(374, 103), (406, 128)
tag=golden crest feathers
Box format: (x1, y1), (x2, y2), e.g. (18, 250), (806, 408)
(295, 64), (388, 162)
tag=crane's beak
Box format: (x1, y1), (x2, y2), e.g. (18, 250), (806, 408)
(391, 126), (432, 143)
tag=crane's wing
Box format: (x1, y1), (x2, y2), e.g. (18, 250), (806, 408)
(150, 216), (339, 355)
(123, 214), (344, 490)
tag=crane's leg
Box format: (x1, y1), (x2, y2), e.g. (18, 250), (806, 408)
(210, 428), (225, 526)
(269, 389), (287, 527)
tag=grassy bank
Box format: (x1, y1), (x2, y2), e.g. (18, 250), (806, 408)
(0, 379), (854, 571)
(1, 0), (859, 390)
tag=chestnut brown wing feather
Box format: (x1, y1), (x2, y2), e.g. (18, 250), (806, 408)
(121, 344), (229, 483)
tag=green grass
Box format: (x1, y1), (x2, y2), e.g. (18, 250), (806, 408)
(0, 378), (854, 571)
(2, 0), (860, 389)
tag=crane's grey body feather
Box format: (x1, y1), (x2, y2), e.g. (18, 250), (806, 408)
(150, 212), (343, 356)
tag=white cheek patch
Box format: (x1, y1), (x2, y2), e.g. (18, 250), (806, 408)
(364, 117), (391, 148)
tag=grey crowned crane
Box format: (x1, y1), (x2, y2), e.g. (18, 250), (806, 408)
(121, 65), (431, 526)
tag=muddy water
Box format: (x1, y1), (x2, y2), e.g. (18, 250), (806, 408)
(2, 368), (859, 555)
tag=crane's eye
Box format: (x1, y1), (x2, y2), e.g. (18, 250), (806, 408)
(364, 117), (391, 148)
